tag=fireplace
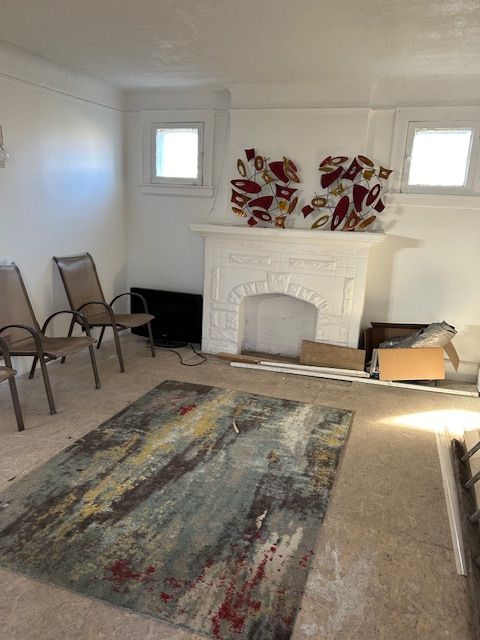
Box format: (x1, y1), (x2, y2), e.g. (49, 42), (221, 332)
(243, 293), (317, 357)
(190, 224), (384, 355)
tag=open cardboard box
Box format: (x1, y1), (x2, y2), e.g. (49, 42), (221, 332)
(363, 322), (459, 381)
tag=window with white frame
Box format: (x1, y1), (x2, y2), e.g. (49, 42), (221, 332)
(142, 110), (214, 196)
(391, 108), (480, 197)
(152, 123), (203, 185)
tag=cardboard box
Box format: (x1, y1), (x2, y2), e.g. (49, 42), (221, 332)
(377, 347), (445, 381)
(300, 340), (366, 371)
(364, 322), (459, 382)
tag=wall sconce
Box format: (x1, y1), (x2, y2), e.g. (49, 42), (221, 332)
(0, 126), (10, 168)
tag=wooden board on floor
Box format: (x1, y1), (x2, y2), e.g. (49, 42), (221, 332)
(242, 351), (299, 365)
(217, 352), (262, 364)
(300, 340), (366, 371)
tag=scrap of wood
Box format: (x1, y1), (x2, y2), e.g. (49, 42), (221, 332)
(233, 403), (246, 417)
(217, 352), (261, 364)
(232, 418), (239, 434)
(241, 351), (299, 364)
(300, 340), (366, 371)
(256, 509), (268, 529)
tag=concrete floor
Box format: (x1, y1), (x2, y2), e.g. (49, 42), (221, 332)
(0, 334), (477, 639)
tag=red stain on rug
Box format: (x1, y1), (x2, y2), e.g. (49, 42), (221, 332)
(164, 576), (184, 589)
(211, 545), (278, 638)
(299, 549), (315, 567)
(105, 560), (156, 592)
(179, 404), (196, 416)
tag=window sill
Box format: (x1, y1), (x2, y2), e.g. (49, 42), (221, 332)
(140, 184), (215, 198)
(386, 192), (480, 210)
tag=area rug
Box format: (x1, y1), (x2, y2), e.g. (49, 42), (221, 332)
(0, 380), (352, 639)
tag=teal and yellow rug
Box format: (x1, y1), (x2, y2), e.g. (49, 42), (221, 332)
(0, 380), (352, 639)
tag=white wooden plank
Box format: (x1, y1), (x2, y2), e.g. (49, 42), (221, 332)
(230, 362), (478, 397)
(436, 428), (467, 575)
(259, 360), (370, 378)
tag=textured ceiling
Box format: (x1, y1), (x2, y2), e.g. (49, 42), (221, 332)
(0, 0), (479, 89)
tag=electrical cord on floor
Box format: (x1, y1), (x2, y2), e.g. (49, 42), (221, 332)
(147, 342), (207, 366)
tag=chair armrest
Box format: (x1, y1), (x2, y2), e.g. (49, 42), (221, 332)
(0, 336), (14, 368)
(41, 310), (94, 339)
(109, 292), (149, 314)
(77, 300), (116, 325)
(0, 324), (45, 356)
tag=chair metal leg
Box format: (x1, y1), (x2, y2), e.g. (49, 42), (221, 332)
(29, 356), (38, 379)
(61, 317), (75, 364)
(88, 345), (101, 389)
(147, 321), (156, 358)
(465, 468), (480, 489)
(97, 326), (106, 349)
(38, 356), (56, 415)
(462, 440), (480, 463)
(8, 376), (25, 432)
(112, 325), (125, 373)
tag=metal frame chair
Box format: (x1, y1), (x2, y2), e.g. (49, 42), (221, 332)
(53, 253), (155, 373)
(0, 336), (24, 431)
(0, 263), (100, 416)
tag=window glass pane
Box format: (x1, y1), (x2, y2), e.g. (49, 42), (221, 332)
(155, 127), (199, 179)
(408, 127), (473, 187)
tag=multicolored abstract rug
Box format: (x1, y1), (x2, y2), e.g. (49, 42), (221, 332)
(0, 380), (352, 639)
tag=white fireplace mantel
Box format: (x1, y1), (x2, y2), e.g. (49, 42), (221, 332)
(191, 223), (384, 247)
(190, 223), (384, 355)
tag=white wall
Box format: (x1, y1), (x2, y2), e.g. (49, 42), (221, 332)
(125, 88), (229, 295)
(0, 44), (126, 373)
(364, 203), (480, 379)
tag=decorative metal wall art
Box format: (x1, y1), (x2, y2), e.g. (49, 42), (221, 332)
(304, 155), (393, 231)
(230, 149), (393, 232)
(230, 148), (301, 228)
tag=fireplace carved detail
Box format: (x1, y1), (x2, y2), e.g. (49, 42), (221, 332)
(191, 224), (384, 355)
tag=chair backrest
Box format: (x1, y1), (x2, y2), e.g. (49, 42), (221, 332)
(0, 264), (40, 346)
(53, 253), (106, 320)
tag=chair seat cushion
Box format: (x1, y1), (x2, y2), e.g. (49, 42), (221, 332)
(89, 313), (154, 329)
(10, 336), (95, 358)
(0, 366), (16, 384)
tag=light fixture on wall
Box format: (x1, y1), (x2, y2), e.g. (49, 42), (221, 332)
(0, 126), (10, 168)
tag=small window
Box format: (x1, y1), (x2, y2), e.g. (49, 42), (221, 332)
(402, 121), (479, 195)
(142, 109), (214, 196)
(152, 123), (203, 185)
